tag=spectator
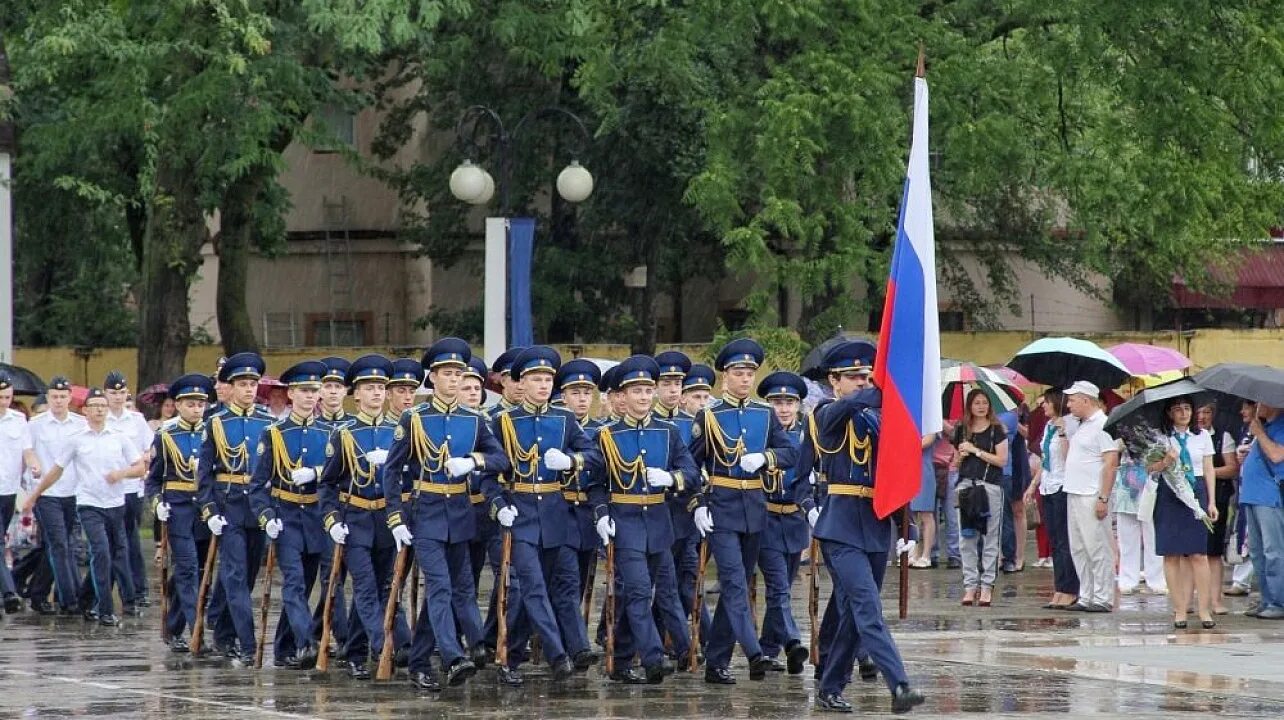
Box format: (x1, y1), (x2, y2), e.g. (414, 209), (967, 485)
(1113, 440), (1165, 596)
(1239, 401), (1284, 620)
(933, 427), (960, 569)
(1025, 389), (1079, 609)
(1228, 400), (1258, 597)
(148, 396), (176, 432)
(908, 432), (939, 568)
(998, 404), (1031, 573)
(952, 389), (1009, 607)
(1027, 400), (1053, 568)
(1197, 400), (1240, 615)
(1062, 381), (1120, 613)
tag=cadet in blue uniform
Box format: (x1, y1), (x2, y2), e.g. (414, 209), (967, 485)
(487, 347), (527, 419)
(318, 357), (352, 428)
(197, 353), (276, 666)
(384, 338), (508, 690)
(810, 342), (923, 713)
(318, 355), (411, 681)
(248, 361), (330, 669)
(307, 355), (351, 657)
(688, 338), (798, 684)
(754, 371), (812, 674)
(147, 374), (213, 652)
(460, 357), (498, 614)
(386, 359), (424, 418)
(486, 346), (604, 685)
(555, 358), (604, 604)
(590, 355), (697, 684)
(681, 364), (716, 416)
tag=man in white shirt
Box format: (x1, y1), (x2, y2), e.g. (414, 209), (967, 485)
(104, 370), (155, 608)
(0, 371), (40, 613)
(1061, 381), (1120, 612)
(24, 387), (146, 625)
(26, 375), (87, 614)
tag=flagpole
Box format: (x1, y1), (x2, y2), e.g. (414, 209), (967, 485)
(898, 42), (927, 621)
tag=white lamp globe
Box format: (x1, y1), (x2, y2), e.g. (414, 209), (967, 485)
(468, 170), (496, 205)
(449, 160), (487, 203)
(556, 161), (594, 203)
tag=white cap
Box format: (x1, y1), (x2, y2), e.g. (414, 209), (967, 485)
(1064, 380), (1100, 398)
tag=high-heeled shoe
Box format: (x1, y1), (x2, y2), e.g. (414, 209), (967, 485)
(1201, 617), (1216, 630)
(961, 590), (976, 607)
(1173, 620), (1187, 629)
(978, 589), (993, 607)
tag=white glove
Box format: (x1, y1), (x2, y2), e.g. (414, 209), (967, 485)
(265, 518), (283, 540)
(364, 449), (389, 467)
(190, 457), (200, 472)
(808, 471), (818, 486)
(596, 516), (615, 546)
(392, 525), (414, 551)
(693, 506), (714, 537)
(543, 448), (572, 471)
(290, 467), (317, 485)
(156, 502), (171, 522)
(739, 452), (767, 473)
(807, 507), (820, 528)
(497, 505), (519, 528)
(896, 538), (917, 556)
(645, 468), (674, 488)
(207, 515), (227, 536)
(329, 522), (349, 545)
(445, 457), (476, 478)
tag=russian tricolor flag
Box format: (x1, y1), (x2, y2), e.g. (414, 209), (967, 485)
(872, 69), (943, 520)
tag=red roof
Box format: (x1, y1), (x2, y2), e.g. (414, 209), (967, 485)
(1172, 241), (1284, 309)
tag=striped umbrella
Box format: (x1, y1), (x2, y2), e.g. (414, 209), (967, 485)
(941, 364), (1022, 420)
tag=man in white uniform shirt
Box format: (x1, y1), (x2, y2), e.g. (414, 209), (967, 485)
(24, 387), (146, 626)
(26, 375), (87, 615)
(0, 371), (40, 613)
(104, 370), (155, 607)
(1062, 381), (1120, 612)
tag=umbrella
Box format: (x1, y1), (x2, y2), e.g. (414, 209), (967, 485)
(137, 383), (170, 406)
(1193, 363), (1284, 407)
(984, 364), (1033, 387)
(1106, 343), (1191, 375)
(255, 375), (286, 403)
(1008, 337), (1132, 390)
(1105, 378), (1208, 432)
(801, 332), (876, 381)
(941, 364), (1021, 420)
(0, 363), (46, 396)
(1133, 370), (1184, 388)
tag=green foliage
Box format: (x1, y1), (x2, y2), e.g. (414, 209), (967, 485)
(705, 323), (809, 373)
(415, 304), (485, 344)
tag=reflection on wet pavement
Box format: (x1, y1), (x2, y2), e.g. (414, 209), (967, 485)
(4, 562), (1284, 718)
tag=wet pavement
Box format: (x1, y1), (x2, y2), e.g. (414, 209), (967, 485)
(4, 560), (1284, 719)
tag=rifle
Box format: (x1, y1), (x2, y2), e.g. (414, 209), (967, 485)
(581, 551), (597, 626)
(190, 536), (219, 655)
(688, 538), (708, 673)
(376, 547), (410, 680)
(316, 543), (344, 672)
(495, 529), (513, 668)
(407, 555), (419, 631)
(898, 506), (910, 620)
(159, 522), (170, 643)
(604, 542), (616, 675)
(749, 571), (759, 633)
(254, 540), (277, 669)
(808, 538), (820, 665)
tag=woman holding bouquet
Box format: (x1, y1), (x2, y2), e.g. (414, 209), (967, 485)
(1151, 396), (1219, 629)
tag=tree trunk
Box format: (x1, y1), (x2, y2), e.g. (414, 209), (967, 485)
(217, 172), (263, 354)
(631, 230), (661, 355)
(137, 160), (206, 388)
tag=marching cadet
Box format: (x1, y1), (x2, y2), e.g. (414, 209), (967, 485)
(461, 357), (493, 589)
(755, 371), (811, 674)
(249, 361), (332, 670)
(681, 364), (715, 416)
(554, 358), (604, 603)
(384, 338), (507, 690)
(0, 371), (39, 614)
(387, 359), (424, 417)
(318, 355), (410, 681)
(597, 366), (626, 421)
(809, 342), (923, 713)
(318, 356), (352, 427)
(589, 355), (697, 684)
(197, 352), (276, 666)
(26, 376), (85, 615)
(103, 371), (155, 609)
(688, 338), (798, 685)
(486, 346), (603, 686)
(146, 374), (212, 651)
(487, 347), (528, 418)
(23, 388), (148, 627)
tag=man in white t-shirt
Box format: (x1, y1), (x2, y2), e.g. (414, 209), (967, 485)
(26, 375), (87, 614)
(104, 370), (155, 607)
(24, 388), (146, 625)
(0, 372), (40, 612)
(1062, 381), (1120, 612)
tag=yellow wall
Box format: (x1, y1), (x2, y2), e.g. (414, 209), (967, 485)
(11, 330), (1277, 389)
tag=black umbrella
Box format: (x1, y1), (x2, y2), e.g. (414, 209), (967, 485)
(1193, 363), (1284, 407)
(0, 363), (47, 396)
(800, 331), (875, 381)
(1008, 336), (1132, 390)
(1105, 378), (1208, 432)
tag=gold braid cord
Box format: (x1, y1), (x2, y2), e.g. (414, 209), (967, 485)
(270, 426), (304, 484)
(701, 408), (746, 471)
(598, 426), (646, 492)
(340, 428), (377, 489)
(161, 431), (196, 482)
(807, 413), (872, 467)
(498, 412), (539, 481)
(210, 416), (248, 473)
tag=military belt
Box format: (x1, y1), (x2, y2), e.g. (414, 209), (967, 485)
(164, 480), (197, 493)
(340, 492), (386, 511)
(272, 487), (318, 505)
(563, 490), (589, 503)
(470, 493), (486, 505)
(610, 493), (665, 506)
(217, 473), (251, 485)
(511, 481), (562, 494)
(826, 484), (875, 499)
(413, 480), (468, 496)
(766, 502), (799, 514)
(709, 475), (764, 491)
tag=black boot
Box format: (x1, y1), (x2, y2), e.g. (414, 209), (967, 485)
(497, 666), (524, 687)
(704, 666), (735, 685)
(348, 661), (371, 680)
(644, 663), (666, 685)
(785, 641), (809, 675)
(571, 648), (598, 672)
(3, 594), (22, 614)
(859, 658), (879, 682)
(411, 670), (441, 692)
(291, 645), (319, 671)
(748, 655), (773, 681)
(445, 658), (477, 687)
(169, 636), (190, 654)
(892, 684), (925, 714)
(609, 666), (648, 684)
(816, 693), (853, 713)
(551, 656), (574, 681)
(471, 644), (493, 667)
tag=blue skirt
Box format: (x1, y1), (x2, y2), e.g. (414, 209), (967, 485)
(909, 455), (938, 512)
(1153, 479), (1211, 557)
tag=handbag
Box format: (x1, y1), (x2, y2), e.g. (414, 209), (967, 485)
(957, 480), (992, 533)
(1024, 495), (1041, 529)
(1137, 477), (1158, 524)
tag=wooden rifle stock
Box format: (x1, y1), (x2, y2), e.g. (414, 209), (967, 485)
(376, 547), (411, 680)
(316, 544), (344, 672)
(254, 541), (277, 669)
(190, 536), (219, 655)
(688, 538), (709, 673)
(495, 530), (513, 668)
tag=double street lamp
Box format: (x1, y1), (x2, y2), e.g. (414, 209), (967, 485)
(448, 105), (593, 362)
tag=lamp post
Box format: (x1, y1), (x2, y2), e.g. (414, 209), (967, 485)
(449, 105), (593, 363)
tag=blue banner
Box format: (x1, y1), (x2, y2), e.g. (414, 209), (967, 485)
(508, 217), (535, 347)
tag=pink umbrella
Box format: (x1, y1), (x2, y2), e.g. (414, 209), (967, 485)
(255, 374), (286, 403)
(984, 364), (1034, 387)
(1106, 343), (1191, 375)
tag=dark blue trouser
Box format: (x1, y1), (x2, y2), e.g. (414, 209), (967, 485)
(216, 520), (262, 655)
(1043, 490), (1079, 596)
(274, 531), (324, 657)
(344, 540), (410, 664)
(163, 504), (201, 635)
(123, 492), (148, 599)
(503, 540), (568, 667)
(413, 537), (482, 666)
(507, 544), (587, 663)
(1001, 474), (1015, 564)
(758, 546), (802, 658)
(648, 545), (692, 657)
(78, 505), (130, 618)
(705, 529), (763, 670)
(0, 494), (16, 597)
(610, 547), (671, 669)
(34, 496), (80, 609)
(819, 542), (907, 696)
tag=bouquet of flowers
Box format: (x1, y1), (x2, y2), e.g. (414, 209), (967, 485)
(1119, 423), (1214, 533)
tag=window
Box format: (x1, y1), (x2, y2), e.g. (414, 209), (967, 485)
(314, 104), (355, 152)
(306, 312), (372, 346)
(939, 308), (968, 332)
